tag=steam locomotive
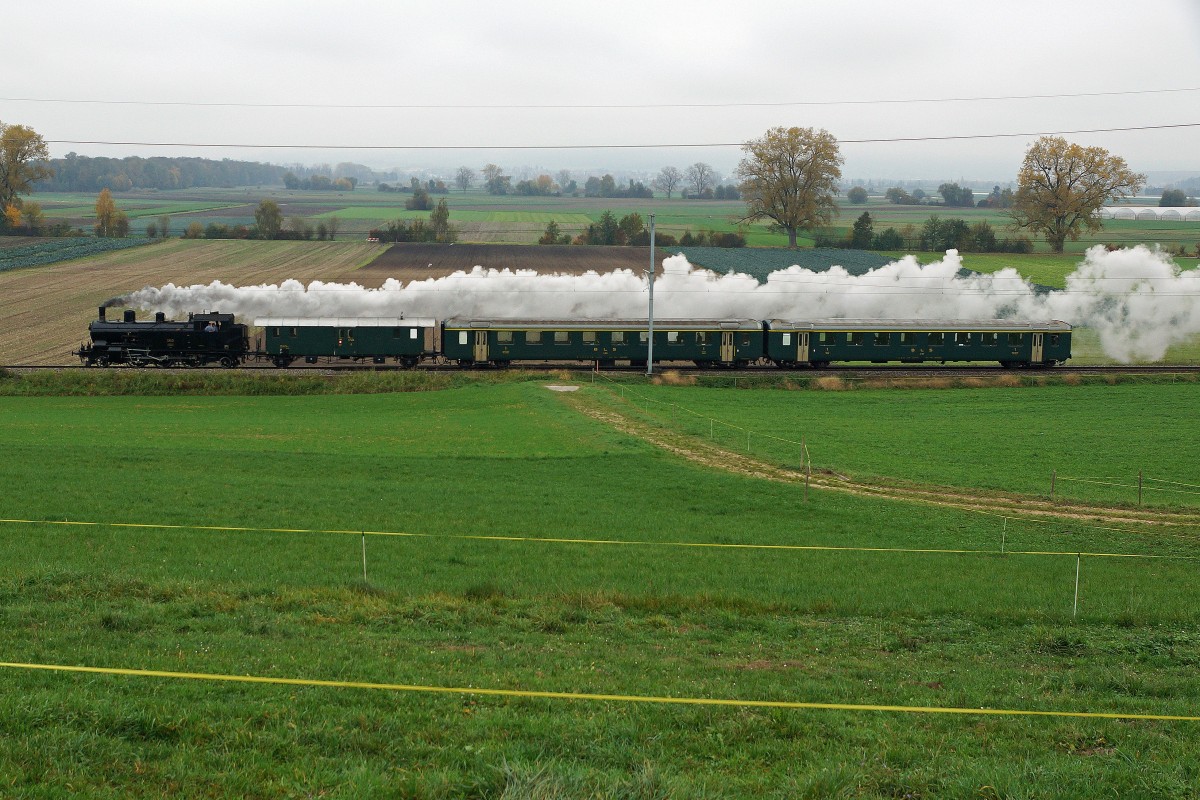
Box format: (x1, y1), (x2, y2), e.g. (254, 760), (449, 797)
(76, 308), (1072, 369)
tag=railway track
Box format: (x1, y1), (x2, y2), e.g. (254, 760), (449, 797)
(5, 362), (1200, 377)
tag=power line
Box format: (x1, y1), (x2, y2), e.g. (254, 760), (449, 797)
(7, 86), (1200, 110)
(45, 123), (1200, 151)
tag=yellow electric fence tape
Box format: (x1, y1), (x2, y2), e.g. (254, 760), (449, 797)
(0, 517), (1195, 562)
(1, 660), (1197, 722)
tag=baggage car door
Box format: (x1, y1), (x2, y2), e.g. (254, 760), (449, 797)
(720, 331), (734, 362)
(1032, 333), (1044, 363)
(474, 331), (489, 362)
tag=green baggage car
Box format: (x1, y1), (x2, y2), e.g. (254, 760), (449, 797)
(256, 317), (438, 367)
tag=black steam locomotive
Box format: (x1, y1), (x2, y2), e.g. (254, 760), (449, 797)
(75, 307), (249, 368)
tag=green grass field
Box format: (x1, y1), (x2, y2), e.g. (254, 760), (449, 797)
(2, 376), (1200, 797)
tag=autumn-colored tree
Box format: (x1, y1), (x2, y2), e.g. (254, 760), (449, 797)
(3, 203), (21, 230)
(736, 126), (843, 248)
(1009, 136), (1144, 253)
(254, 199), (283, 239)
(430, 198), (456, 243)
(0, 121), (53, 209)
(94, 188), (129, 237)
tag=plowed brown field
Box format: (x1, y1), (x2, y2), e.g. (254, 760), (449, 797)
(0, 240), (382, 365)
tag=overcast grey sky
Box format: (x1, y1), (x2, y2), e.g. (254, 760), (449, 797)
(5, 0), (1200, 182)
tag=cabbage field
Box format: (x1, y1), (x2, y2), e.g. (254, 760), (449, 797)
(0, 237), (155, 274)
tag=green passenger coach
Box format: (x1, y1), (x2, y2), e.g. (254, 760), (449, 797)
(765, 319), (1072, 368)
(441, 318), (764, 367)
(256, 317), (438, 367)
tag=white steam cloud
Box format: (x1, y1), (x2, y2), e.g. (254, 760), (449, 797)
(123, 245), (1200, 363)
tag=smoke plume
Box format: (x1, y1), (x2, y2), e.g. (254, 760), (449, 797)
(120, 245), (1200, 363)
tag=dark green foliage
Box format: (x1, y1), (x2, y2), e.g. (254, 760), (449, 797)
(0, 237), (153, 273)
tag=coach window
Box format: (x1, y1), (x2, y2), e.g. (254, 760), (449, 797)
(554, 331), (569, 344)
(899, 332), (913, 345)
(410, 328), (419, 340)
(497, 330), (513, 343)
(583, 331), (596, 343)
(1050, 334), (1060, 345)
(818, 332), (828, 344)
(847, 332), (864, 346)
(873, 332), (889, 346)
(289, 327), (298, 338)
(667, 331), (680, 344)
(928, 332), (944, 346)
(526, 330), (542, 345)
(695, 331), (707, 344)
(639, 331), (648, 343)
(271, 327), (280, 337)
(1008, 333), (1024, 346)
(459, 331), (469, 345)
(612, 331), (626, 344)
(955, 332), (971, 346)
(782, 333), (792, 346)
(982, 332), (998, 346)
(741, 333), (752, 345)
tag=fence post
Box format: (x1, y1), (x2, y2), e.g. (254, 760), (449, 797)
(1002, 517), (1007, 555)
(1138, 470), (1143, 506)
(1073, 553), (1081, 621)
(1051, 469), (1056, 501)
(362, 532), (368, 583)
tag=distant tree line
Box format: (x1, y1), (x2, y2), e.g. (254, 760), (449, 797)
(282, 171), (357, 191)
(35, 154), (288, 192)
(817, 212), (1032, 253)
(538, 212), (745, 248)
(845, 183), (1015, 209)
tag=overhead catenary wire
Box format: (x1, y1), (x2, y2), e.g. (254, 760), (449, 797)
(8, 85), (1200, 110)
(41, 122), (1200, 151)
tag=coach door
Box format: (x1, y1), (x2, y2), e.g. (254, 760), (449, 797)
(1031, 333), (1044, 363)
(474, 331), (489, 362)
(720, 331), (735, 362)
(797, 332), (810, 363)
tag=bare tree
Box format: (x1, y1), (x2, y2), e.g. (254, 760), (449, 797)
(327, 215), (341, 240)
(455, 166), (476, 193)
(684, 163), (715, 197)
(556, 169), (573, 191)
(653, 166), (683, 198)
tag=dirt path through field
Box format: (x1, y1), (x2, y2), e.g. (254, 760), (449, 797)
(562, 389), (1200, 533)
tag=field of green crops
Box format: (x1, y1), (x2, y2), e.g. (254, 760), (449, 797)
(0, 237), (156, 273)
(2, 374), (1199, 797)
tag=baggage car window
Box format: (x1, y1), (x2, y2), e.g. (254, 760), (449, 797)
(554, 331), (569, 344)
(497, 330), (513, 343)
(1050, 334), (1060, 345)
(459, 331), (468, 345)
(410, 328), (418, 340)
(955, 332), (970, 346)
(526, 331), (542, 344)
(1008, 333), (1024, 346)
(873, 332), (889, 346)
(782, 333), (791, 345)
(928, 332), (944, 345)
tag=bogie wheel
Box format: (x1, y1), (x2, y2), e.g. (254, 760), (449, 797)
(97, 356), (110, 368)
(220, 356), (239, 369)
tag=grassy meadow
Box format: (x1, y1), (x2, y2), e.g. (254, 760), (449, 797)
(2, 376), (1200, 797)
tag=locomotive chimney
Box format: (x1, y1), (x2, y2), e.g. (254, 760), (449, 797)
(98, 306), (106, 321)
(155, 312), (165, 323)
(124, 310), (136, 323)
